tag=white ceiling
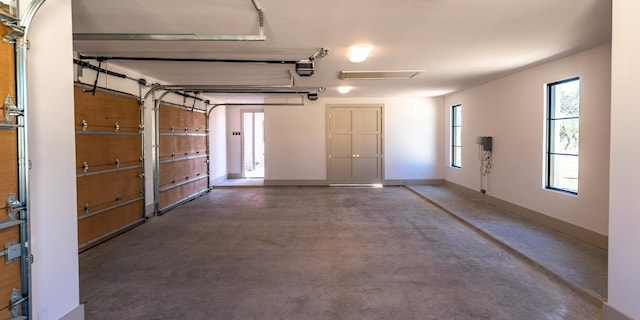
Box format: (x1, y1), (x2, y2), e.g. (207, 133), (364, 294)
(72, 0), (612, 100)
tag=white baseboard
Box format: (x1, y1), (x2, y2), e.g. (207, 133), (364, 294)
(602, 303), (635, 320)
(60, 304), (85, 320)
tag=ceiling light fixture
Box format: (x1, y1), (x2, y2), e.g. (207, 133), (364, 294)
(348, 45), (372, 63)
(338, 86), (352, 94)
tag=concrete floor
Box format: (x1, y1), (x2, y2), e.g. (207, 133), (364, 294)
(80, 187), (600, 319)
(407, 185), (607, 304)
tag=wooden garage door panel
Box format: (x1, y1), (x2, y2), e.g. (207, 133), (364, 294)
(159, 105), (185, 132)
(0, 25), (15, 123)
(174, 135), (206, 156)
(159, 178), (208, 210)
(0, 132), (17, 217)
(159, 158), (208, 188)
(76, 168), (143, 215)
(0, 227), (21, 315)
(78, 200), (143, 246)
(76, 135), (141, 173)
(74, 88), (140, 133)
(159, 106), (206, 134)
(159, 135), (206, 161)
(185, 112), (206, 133)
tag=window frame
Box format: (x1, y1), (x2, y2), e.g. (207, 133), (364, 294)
(451, 104), (462, 168)
(545, 77), (580, 195)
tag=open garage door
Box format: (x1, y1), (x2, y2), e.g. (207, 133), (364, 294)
(74, 85), (145, 252)
(156, 102), (208, 214)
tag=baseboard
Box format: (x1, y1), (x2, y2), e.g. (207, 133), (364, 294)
(264, 179), (328, 186)
(384, 179), (443, 186)
(209, 174), (227, 185)
(60, 304), (85, 320)
(227, 173), (242, 179)
(443, 181), (608, 250)
(602, 303), (635, 320)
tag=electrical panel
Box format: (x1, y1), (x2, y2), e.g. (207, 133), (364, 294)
(482, 136), (492, 151)
(476, 136), (493, 152)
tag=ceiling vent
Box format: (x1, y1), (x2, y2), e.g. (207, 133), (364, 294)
(340, 70), (423, 80)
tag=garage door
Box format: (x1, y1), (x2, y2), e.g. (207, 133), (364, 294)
(0, 21), (28, 319)
(75, 86), (145, 252)
(157, 102), (208, 214)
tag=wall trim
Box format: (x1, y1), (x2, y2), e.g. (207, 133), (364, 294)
(444, 181), (608, 250)
(60, 304), (85, 320)
(227, 173), (242, 179)
(209, 174), (227, 186)
(264, 179), (328, 186)
(602, 303), (635, 320)
(384, 179), (443, 186)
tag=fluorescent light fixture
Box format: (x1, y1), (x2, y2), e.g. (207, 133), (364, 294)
(338, 86), (352, 94)
(348, 45), (373, 63)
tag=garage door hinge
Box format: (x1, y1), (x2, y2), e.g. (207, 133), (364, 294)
(6, 193), (24, 220)
(10, 288), (28, 319)
(3, 94), (22, 123)
(1, 242), (21, 264)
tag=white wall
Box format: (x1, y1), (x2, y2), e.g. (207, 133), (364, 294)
(209, 105), (227, 184)
(26, 0), (81, 319)
(263, 97), (443, 182)
(608, 0), (640, 318)
(444, 44), (611, 236)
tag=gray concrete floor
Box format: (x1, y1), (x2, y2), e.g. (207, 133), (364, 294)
(407, 185), (607, 304)
(80, 187), (600, 319)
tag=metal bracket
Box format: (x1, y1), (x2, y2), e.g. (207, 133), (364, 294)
(82, 119), (88, 131)
(84, 202), (90, 214)
(115, 158), (120, 168)
(171, 126), (175, 133)
(1, 242), (21, 264)
(7, 193), (23, 220)
(82, 161), (89, 174)
(116, 194), (121, 204)
(1, 8), (24, 44)
(184, 126), (188, 133)
(10, 288), (27, 319)
(3, 94), (22, 123)
(114, 122), (120, 132)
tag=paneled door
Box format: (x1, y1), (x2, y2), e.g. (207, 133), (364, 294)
(327, 105), (383, 184)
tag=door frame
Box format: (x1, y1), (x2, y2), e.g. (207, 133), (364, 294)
(326, 104), (385, 185)
(240, 110), (265, 178)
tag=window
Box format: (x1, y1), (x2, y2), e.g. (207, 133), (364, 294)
(451, 105), (462, 168)
(546, 77), (580, 194)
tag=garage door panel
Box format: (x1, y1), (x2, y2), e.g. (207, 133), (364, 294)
(0, 130), (18, 218)
(78, 200), (143, 247)
(74, 88), (140, 133)
(75, 85), (144, 250)
(0, 226), (21, 315)
(76, 168), (143, 216)
(159, 158), (207, 188)
(76, 135), (141, 174)
(159, 178), (208, 211)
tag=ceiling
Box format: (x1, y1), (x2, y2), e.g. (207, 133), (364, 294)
(71, 0), (612, 101)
